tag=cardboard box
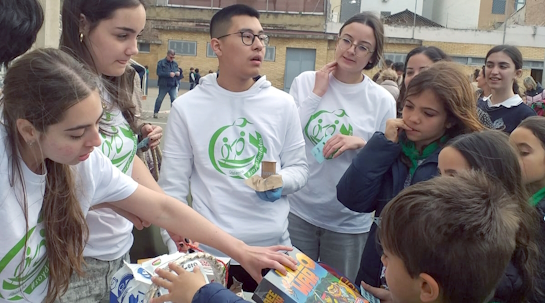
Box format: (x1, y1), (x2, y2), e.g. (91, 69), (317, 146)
(252, 248), (375, 303)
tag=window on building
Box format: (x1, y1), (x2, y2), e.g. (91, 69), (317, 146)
(469, 57), (486, 66)
(384, 53), (407, 64)
(169, 40), (197, 56)
(265, 46), (276, 62)
(206, 43), (217, 58)
(452, 56), (469, 65)
(492, 0), (506, 14)
(380, 11), (391, 18)
(523, 60), (544, 70)
(138, 43), (150, 53)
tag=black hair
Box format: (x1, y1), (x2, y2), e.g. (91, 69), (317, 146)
(392, 62), (404, 72)
(210, 4), (260, 38)
(473, 68), (480, 81)
(384, 59), (393, 68)
(485, 45), (523, 95)
(0, 0), (44, 67)
(195, 68), (200, 73)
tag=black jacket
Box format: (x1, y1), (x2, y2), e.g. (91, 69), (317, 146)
(337, 132), (442, 286)
(156, 58), (179, 88)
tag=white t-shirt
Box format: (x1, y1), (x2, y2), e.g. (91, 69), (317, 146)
(158, 74), (307, 259)
(83, 94), (138, 260)
(289, 72), (396, 233)
(0, 126), (138, 302)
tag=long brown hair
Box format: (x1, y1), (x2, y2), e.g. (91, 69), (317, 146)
(1, 49), (97, 302)
(60, 0), (145, 134)
(404, 61), (485, 137)
(447, 130), (543, 301)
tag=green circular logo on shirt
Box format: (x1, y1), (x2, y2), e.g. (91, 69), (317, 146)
(305, 109), (353, 145)
(209, 118), (268, 179)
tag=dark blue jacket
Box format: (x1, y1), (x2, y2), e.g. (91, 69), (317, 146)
(156, 58), (179, 88)
(336, 132), (441, 287)
(192, 283), (249, 303)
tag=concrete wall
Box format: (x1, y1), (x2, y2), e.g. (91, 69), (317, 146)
(431, 0), (480, 29)
(421, 0), (434, 19)
(359, 0), (423, 16)
(505, 4), (526, 26)
(146, 6), (326, 32)
(326, 23), (545, 49)
(36, 0), (61, 49)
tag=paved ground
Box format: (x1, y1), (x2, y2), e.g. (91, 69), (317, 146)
(140, 86), (188, 124)
(139, 86), (189, 148)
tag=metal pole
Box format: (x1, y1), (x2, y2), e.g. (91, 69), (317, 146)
(502, 10), (509, 44)
(542, 48), (545, 86)
(412, 0), (417, 39)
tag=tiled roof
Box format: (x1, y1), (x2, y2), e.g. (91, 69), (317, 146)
(383, 9), (444, 28)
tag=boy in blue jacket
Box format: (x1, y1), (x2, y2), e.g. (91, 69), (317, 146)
(150, 171), (521, 303)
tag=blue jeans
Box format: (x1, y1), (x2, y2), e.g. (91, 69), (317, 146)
(288, 213), (368, 282)
(154, 85), (177, 114)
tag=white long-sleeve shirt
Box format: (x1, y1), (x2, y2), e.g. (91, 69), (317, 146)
(289, 71), (396, 234)
(159, 74), (308, 259)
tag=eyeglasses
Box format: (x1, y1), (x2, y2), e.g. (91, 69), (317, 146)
(338, 37), (374, 57)
(217, 31), (269, 46)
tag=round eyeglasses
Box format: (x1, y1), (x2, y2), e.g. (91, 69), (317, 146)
(217, 31), (269, 46)
(337, 37), (374, 57)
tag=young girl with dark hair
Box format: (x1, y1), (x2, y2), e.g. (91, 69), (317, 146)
(0, 48), (295, 303)
(438, 130), (543, 302)
(478, 45), (536, 133)
(337, 61), (484, 288)
(58, 0), (168, 300)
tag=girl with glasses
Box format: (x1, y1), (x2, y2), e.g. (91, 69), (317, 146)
(287, 12), (396, 282)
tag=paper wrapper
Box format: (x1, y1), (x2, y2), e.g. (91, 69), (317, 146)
(110, 252), (230, 303)
(244, 175), (283, 192)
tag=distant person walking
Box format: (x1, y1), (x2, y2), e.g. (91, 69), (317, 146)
(194, 68), (202, 85)
(189, 67), (196, 90)
(154, 49), (179, 118)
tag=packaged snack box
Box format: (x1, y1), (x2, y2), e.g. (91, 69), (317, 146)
(253, 248), (377, 303)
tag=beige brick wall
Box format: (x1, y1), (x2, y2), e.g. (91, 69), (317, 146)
(525, 0), (545, 26)
(264, 37), (330, 89)
(422, 41), (545, 61)
(385, 43), (419, 54)
(134, 30), (331, 90)
(133, 29), (543, 90)
(146, 6), (326, 32)
(478, 0), (517, 29)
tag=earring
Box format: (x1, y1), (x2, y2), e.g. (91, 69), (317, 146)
(79, 33), (84, 43)
(27, 141), (34, 147)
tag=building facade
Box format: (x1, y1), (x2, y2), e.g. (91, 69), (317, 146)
(135, 1), (334, 91)
(135, 0), (544, 90)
